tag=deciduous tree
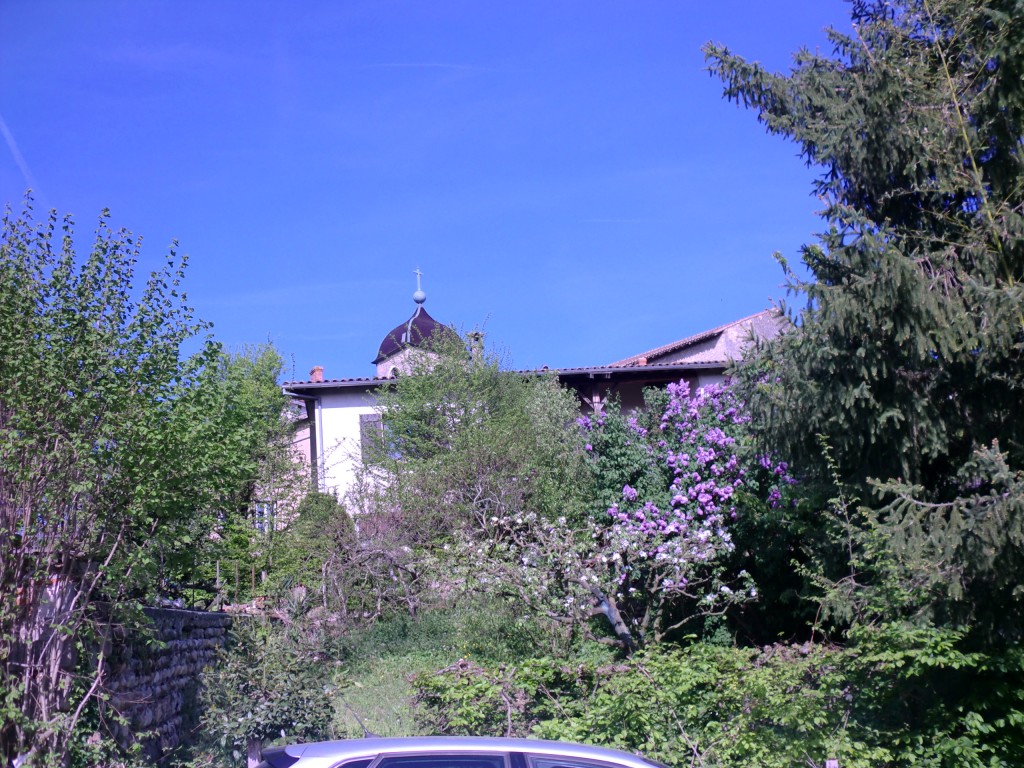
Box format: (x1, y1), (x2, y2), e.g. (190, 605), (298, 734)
(351, 336), (592, 627)
(0, 200), (292, 765)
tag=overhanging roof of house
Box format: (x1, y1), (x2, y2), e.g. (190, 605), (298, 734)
(282, 360), (727, 395)
(284, 376), (387, 393)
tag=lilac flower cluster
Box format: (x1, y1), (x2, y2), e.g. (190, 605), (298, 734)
(581, 380), (795, 606)
(603, 381), (746, 593)
(758, 454), (796, 505)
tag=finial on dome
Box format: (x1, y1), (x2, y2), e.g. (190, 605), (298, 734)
(412, 267), (426, 304)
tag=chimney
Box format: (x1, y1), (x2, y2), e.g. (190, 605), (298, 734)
(467, 331), (484, 361)
(310, 365), (324, 383)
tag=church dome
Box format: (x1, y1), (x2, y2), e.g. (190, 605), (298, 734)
(372, 304), (459, 365)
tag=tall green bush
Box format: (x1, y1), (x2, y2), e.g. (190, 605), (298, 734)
(193, 617), (339, 767)
(266, 491), (355, 609)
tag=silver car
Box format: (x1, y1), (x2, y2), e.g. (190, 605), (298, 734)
(257, 736), (666, 768)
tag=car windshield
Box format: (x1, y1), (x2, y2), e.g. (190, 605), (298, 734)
(373, 755), (508, 768)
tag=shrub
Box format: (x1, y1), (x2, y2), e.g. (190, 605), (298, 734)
(192, 617), (340, 767)
(413, 626), (1024, 768)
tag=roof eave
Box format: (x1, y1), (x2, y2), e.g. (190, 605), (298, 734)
(283, 361), (730, 395)
(283, 378), (390, 393)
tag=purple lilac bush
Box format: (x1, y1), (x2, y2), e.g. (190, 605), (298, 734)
(580, 380), (794, 640)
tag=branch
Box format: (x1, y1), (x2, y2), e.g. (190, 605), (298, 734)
(589, 586), (637, 653)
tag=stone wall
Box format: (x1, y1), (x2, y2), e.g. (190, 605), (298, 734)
(104, 607), (231, 761)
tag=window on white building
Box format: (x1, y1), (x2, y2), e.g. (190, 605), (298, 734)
(360, 412), (385, 462)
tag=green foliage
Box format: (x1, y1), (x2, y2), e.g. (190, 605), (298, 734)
(193, 617), (338, 766)
(340, 596), (554, 669)
(707, 0), (1024, 648)
(0, 200), (210, 765)
(873, 445), (1024, 637)
(413, 627), (1024, 767)
(67, 686), (149, 768)
(369, 334), (590, 538)
(708, 0), (1023, 497)
(583, 396), (663, 515)
(413, 658), (548, 738)
(352, 335), (594, 628)
(0, 199), (296, 765)
(335, 597), (556, 738)
(162, 343), (301, 604)
(675, 3), (1024, 762)
(265, 491), (355, 608)
(365, 340), (799, 650)
(806, 441), (1024, 641)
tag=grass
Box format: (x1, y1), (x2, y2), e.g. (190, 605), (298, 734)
(327, 597), (558, 738)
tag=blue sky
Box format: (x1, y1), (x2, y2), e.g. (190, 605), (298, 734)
(0, 1), (851, 380)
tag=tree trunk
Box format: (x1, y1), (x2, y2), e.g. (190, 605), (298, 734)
(590, 586), (637, 653)
(247, 736), (262, 768)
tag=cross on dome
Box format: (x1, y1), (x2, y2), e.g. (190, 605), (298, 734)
(413, 267), (426, 305)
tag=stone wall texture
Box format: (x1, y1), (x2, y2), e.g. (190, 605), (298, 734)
(104, 607), (231, 761)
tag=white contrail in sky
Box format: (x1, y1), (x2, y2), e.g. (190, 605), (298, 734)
(0, 112), (39, 193)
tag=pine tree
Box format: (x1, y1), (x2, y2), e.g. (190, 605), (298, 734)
(707, 0), (1023, 489)
(705, 0), (1024, 636)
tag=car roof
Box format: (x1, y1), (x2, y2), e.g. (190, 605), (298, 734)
(279, 736), (659, 768)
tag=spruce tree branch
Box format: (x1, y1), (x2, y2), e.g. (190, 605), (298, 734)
(921, 0), (1009, 270)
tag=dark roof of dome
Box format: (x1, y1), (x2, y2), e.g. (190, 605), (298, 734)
(373, 306), (459, 364)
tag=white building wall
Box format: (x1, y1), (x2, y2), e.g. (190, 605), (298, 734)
(316, 388), (379, 505)
(375, 347), (420, 378)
